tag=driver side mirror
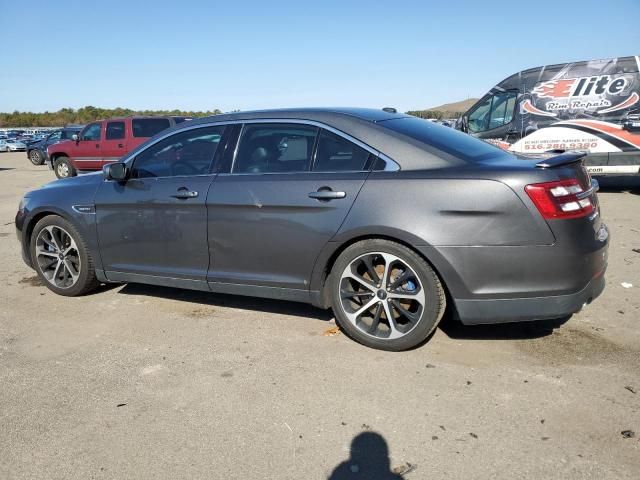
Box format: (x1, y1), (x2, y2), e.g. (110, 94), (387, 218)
(103, 162), (128, 181)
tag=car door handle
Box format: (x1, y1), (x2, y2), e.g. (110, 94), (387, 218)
(117, 143), (124, 148)
(308, 189), (346, 201)
(171, 187), (199, 199)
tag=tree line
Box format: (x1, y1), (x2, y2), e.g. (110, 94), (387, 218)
(0, 106), (224, 127)
(0, 106), (464, 127)
(405, 110), (464, 120)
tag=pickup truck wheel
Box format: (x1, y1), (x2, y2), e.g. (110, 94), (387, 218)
(54, 157), (76, 179)
(29, 150), (44, 165)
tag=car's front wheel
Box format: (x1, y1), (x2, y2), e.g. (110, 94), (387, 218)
(30, 215), (100, 296)
(330, 239), (446, 351)
(29, 149), (44, 165)
(53, 156), (76, 178)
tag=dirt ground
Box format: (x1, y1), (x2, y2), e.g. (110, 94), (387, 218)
(0, 151), (639, 479)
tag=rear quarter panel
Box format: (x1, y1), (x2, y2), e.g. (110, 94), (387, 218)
(311, 171), (557, 301)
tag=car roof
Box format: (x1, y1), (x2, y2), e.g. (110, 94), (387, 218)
(197, 107), (408, 124)
(129, 108), (465, 170)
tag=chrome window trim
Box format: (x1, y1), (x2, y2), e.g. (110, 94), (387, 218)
(121, 119), (400, 175)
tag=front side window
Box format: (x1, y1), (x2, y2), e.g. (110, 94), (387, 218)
(132, 126), (225, 178)
(47, 131), (62, 144)
(132, 118), (171, 138)
(233, 124), (318, 173)
(81, 123), (101, 141)
(60, 130), (76, 140)
(106, 121), (125, 140)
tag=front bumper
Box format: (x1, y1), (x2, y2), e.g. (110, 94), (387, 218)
(454, 270), (606, 324)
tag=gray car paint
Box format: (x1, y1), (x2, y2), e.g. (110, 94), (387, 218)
(15, 108), (608, 325)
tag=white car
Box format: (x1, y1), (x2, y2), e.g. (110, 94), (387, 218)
(0, 139), (27, 152)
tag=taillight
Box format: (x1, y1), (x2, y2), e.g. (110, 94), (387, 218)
(525, 179), (595, 220)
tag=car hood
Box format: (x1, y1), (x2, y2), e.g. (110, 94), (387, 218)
(36, 171), (104, 193)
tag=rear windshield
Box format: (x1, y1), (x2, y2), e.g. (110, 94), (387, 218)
(132, 118), (171, 138)
(382, 117), (514, 162)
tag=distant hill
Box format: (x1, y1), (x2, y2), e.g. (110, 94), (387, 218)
(427, 98), (478, 113)
(406, 98), (479, 120)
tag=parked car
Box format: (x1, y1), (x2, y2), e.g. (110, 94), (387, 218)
(47, 116), (183, 178)
(1, 139), (27, 152)
(16, 108), (609, 351)
(26, 126), (83, 165)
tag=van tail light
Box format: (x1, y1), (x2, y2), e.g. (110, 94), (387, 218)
(525, 179), (595, 220)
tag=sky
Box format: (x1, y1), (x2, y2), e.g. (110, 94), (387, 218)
(0, 0), (639, 113)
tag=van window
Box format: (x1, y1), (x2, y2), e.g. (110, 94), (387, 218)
(132, 118), (171, 138)
(468, 91), (517, 132)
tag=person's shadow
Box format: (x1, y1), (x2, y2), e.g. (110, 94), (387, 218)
(328, 432), (404, 479)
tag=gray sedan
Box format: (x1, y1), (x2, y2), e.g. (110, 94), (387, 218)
(15, 108), (608, 350)
(1, 139), (27, 152)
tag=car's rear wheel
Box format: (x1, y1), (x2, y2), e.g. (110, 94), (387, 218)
(330, 239), (446, 351)
(29, 149), (44, 165)
(54, 156), (76, 178)
(30, 215), (100, 296)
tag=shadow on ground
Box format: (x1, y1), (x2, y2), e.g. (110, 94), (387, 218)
(438, 315), (572, 341)
(328, 431), (407, 479)
(118, 283), (573, 342)
(118, 283), (334, 321)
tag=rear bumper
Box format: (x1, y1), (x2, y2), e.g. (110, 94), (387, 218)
(417, 221), (609, 325)
(454, 270), (605, 325)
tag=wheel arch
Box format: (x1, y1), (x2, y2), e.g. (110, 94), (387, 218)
(311, 230), (458, 313)
(22, 208), (75, 266)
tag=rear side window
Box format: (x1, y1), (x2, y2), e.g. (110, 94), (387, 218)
(132, 118), (171, 138)
(233, 124), (318, 173)
(383, 117), (513, 162)
(313, 130), (370, 172)
(106, 121), (125, 140)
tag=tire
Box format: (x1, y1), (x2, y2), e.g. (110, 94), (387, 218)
(329, 239), (446, 351)
(29, 149), (44, 165)
(29, 215), (100, 296)
(53, 156), (76, 179)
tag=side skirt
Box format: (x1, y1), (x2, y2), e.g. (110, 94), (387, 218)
(101, 270), (316, 304)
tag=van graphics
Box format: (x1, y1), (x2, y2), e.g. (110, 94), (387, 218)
(520, 99), (558, 117)
(508, 120), (640, 154)
(529, 74), (636, 115)
(532, 75), (628, 99)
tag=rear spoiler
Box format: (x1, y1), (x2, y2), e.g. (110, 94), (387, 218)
(535, 151), (587, 169)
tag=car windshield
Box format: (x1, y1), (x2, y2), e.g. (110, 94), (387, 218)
(382, 116), (514, 162)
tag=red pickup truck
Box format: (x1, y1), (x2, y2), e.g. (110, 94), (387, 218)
(47, 116), (189, 178)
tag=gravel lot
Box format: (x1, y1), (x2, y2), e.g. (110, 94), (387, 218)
(1, 151), (639, 479)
